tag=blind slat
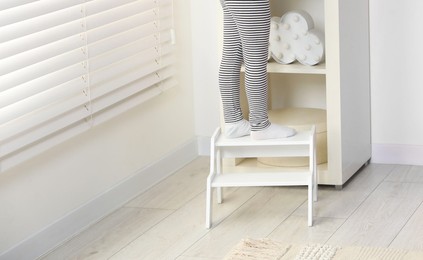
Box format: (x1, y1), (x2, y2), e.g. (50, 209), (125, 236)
(1, 48), (86, 92)
(85, 0), (155, 30)
(90, 28), (172, 70)
(91, 55), (174, 101)
(0, 0), (39, 11)
(0, 77), (87, 126)
(0, 34), (85, 77)
(1, 120), (91, 172)
(0, 0), (160, 44)
(1, 92), (89, 145)
(92, 77), (177, 125)
(0, 19), (84, 60)
(0, 105), (91, 159)
(85, 0), (140, 18)
(0, 0), (87, 28)
(1, 64), (86, 108)
(91, 67), (174, 114)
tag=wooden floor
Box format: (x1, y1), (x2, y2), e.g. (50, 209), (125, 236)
(42, 157), (423, 259)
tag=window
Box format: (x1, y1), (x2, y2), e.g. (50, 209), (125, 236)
(0, 0), (175, 172)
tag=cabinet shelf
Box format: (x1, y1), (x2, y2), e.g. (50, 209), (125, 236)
(267, 61), (326, 74)
(242, 61), (326, 75)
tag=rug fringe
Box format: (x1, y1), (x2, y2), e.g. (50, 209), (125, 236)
(224, 238), (423, 260)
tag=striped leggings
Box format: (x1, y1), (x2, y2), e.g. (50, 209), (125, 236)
(219, 0), (270, 131)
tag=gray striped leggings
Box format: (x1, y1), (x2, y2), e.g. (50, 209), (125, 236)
(219, 0), (270, 131)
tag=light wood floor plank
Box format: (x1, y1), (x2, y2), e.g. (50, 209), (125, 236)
(327, 181), (423, 247)
(268, 215), (345, 244)
(182, 187), (307, 259)
(293, 164), (394, 219)
(176, 256), (220, 260)
(126, 157), (209, 210)
(41, 207), (173, 260)
(385, 165), (423, 183)
(110, 187), (261, 260)
(390, 202), (423, 250)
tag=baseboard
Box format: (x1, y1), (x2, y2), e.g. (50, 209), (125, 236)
(372, 143), (423, 166)
(0, 139), (198, 260)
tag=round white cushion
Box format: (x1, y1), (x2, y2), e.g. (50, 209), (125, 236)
(257, 107), (327, 167)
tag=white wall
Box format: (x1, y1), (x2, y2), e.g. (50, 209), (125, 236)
(193, 1), (423, 165)
(191, 0), (222, 140)
(370, 0), (423, 165)
(0, 1), (196, 257)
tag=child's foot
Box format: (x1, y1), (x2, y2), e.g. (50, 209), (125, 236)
(250, 123), (296, 140)
(224, 119), (251, 138)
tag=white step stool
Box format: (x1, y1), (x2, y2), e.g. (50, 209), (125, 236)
(206, 126), (317, 228)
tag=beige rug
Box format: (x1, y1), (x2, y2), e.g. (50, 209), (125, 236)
(224, 238), (423, 260)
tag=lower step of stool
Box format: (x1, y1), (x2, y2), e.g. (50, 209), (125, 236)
(211, 171), (312, 187)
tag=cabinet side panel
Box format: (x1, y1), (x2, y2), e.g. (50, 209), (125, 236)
(324, 0), (343, 185)
(338, 0), (372, 183)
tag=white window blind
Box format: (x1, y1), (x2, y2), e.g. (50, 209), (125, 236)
(0, 0), (176, 172)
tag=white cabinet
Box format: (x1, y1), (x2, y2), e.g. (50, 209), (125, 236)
(324, 0), (371, 186)
(234, 0), (371, 186)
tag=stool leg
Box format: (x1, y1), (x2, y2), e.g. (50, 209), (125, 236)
(312, 164), (317, 202)
(313, 136), (318, 202)
(206, 179), (212, 229)
(313, 173), (318, 202)
(308, 181), (313, 227)
(217, 188), (223, 204)
(216, 150), (223, 204)
(310, 127), (318, 201)
(206, 141), (216, 229)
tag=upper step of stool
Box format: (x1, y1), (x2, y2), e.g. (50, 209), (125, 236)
(213, 126), (315, 147)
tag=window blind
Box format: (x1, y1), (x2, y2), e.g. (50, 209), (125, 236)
(0, 0), (176, 172)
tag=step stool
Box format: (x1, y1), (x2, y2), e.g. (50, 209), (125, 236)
(206, 126), (317, 228)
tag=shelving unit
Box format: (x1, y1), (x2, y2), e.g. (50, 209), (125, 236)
(233, 0), (371, 187)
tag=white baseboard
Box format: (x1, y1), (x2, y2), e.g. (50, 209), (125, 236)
(0, 139), (198, 260)
(372, 143), (423, 166)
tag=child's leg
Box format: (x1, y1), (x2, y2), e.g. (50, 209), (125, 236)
(219, 0), (250, 138)
(225, 0), (296, 139)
